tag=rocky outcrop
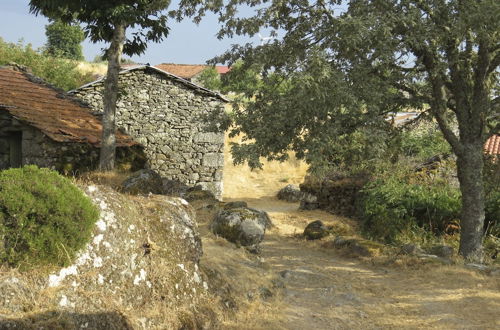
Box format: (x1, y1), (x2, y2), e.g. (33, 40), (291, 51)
(210, 207), (269, 248)
(0, 184), (211, 329)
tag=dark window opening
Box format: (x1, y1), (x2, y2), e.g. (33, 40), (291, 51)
(0, 131), (22, 169)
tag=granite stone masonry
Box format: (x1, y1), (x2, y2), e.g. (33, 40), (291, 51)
(71, 66), (226, 199)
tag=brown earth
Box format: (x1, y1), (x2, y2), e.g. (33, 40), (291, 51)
(203, 138), (500, 329)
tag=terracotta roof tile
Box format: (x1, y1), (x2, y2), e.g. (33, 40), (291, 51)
(485, 134), (500, 155)
(0, 66), (136, 147)
(154, 63), (229, 79)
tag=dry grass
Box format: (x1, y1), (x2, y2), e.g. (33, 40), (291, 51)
(76, 62), (107, 79)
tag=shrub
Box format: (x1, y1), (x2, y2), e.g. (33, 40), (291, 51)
(0, 37), (94, 91)
(399, 120), (451, 160)
(0, 166), (99, 269)
(358, 175), (461, 243)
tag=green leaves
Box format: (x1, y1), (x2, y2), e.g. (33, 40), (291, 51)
(0, 166), (99, 269)
(45, 20), (85, 60)
(30, 0), (172, 56)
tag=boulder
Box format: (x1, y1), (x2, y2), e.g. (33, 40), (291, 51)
(299, 193), (320, 210)
(121, 169), (163, 195)
(429, 245), (454, 259)
(184, 189), (216, 202)
(162, 179), (190, 197)
(223, 201), (248, 209)
(210, 207), (268, 247)
(303, 220), (331, 240)
(277, 184), (303, 202)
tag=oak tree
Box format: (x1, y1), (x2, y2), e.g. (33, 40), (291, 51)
(175, 0), (499, 261)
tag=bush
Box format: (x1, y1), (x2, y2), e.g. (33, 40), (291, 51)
(399, 120), (451, 160)
(0, 166), (99, 269)
(0, 38), (94, 91)
(358, 175), (461, 243)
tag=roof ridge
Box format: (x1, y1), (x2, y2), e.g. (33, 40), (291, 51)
(71, 65), (228, 102)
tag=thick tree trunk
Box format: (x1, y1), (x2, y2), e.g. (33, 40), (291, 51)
(456, 142), (486, 262)
(99, 23), (126, 171)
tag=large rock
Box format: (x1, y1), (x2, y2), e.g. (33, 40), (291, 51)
(162, 178), (190, 197)
(0, 184), (209, 328)
(121, 169), (164, 195)
(303, 220), (331, 240)
(429, 245), (454, 259)
(210, 207), (268, 247)
(277, 184), (303, 202)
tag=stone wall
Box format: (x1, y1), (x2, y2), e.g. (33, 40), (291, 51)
(71, 67), (226, 198)
(0, 112), (141, 174)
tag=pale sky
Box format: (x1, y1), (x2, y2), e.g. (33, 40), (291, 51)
(0, 0), (260, 65)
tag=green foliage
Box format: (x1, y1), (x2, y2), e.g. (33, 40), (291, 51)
(0, 38), (93, 91)
(0, 166), (99, 269)
(399, 122), (451, 160)
(175, 0), (499, 259)
(30, 0), (171, 57)
(197, 67), (222, 91)
(45, 20), (85, 60)
(484, 157), (500, 236)
(358, 174), (461, 244)
(485, 190), (500, 237)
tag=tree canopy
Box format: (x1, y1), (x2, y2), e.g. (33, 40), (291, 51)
(45, 20), (85, 60)
(174, 0), (499, 261)
(30, 0), (171, 57)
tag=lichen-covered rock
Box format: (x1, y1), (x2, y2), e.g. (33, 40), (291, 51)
(277, 184), (303, 202)
(0, 184), (209, 328)
(121, 169), (164, 195)
(303, 220), (331, 240)
(210, 208), (268, 247)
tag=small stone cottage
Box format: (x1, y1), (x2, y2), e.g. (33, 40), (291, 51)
(0, 65), (140, 172)
(71, 65), (227, 198)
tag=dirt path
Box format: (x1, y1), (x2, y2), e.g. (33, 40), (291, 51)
(218, 145), (500, 329)
(239, 198), (500, 329)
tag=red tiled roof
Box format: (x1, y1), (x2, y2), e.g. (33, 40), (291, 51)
(485, 135), (500, 155)
(154, 63), (229, 79)
(0, 66), (137, 147)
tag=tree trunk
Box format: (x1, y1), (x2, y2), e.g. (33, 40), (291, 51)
(99, 23), (126, 171)
(456, 141), (486, 262)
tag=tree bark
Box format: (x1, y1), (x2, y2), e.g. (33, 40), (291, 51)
(456, 141), (486, 262)
(99, 23), (126, 171)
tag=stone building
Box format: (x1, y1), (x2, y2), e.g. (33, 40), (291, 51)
(71, 65), (227, 198)
(0, 65), (140, 172)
